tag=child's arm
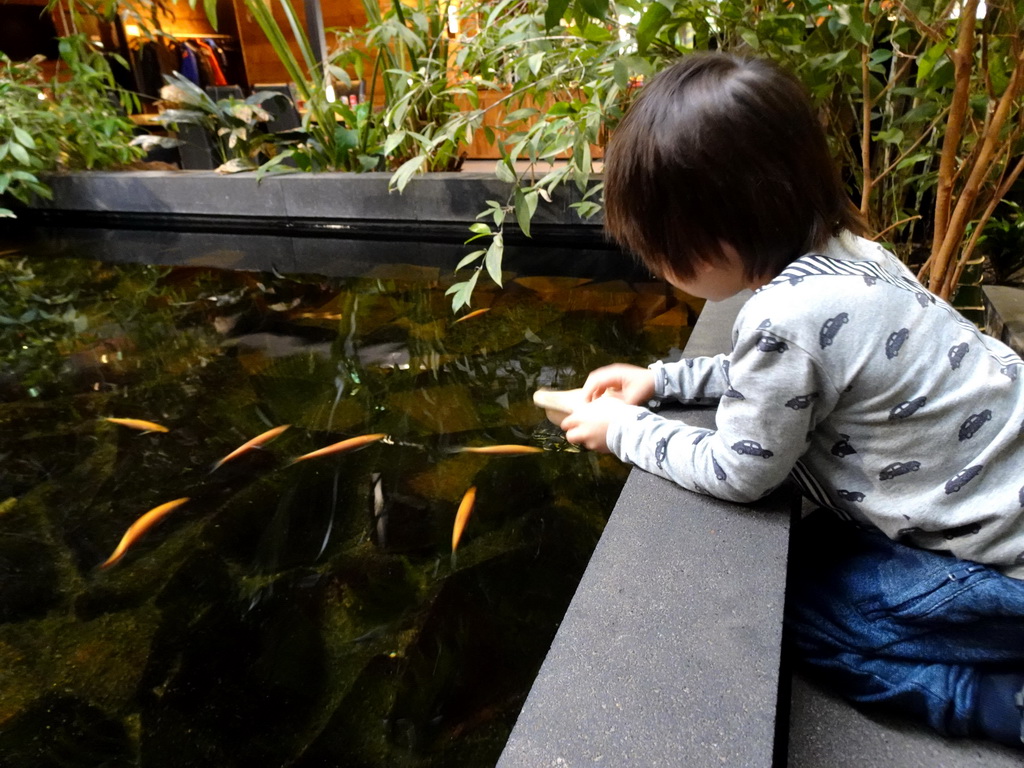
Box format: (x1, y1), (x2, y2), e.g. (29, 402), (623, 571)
(581, 355), (732, 407)
(568, 330), (838, 503)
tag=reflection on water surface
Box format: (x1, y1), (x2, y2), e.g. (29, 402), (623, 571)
(0, 242), (701, 767)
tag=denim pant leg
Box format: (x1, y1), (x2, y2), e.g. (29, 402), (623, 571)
(784, 509), (1024, 737)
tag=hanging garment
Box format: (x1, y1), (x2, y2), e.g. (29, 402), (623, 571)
(178, 43), (202, 85)
(195, 40), (228, 86)
(136, 42), (164, 99)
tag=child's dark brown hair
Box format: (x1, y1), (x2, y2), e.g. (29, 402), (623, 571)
(603, 52), (865, 283)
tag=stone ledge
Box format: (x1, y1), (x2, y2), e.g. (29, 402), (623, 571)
(984, 285), (1024, 356)
(23, 171), (603, 231)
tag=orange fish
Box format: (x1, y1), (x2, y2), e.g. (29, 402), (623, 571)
(99, 497), (189, 569)
(212, 424), (290, 471)
(291, 433), (387, 464)
(453, 308), (490, 323)
(451, 486), (477, 553)
(458, 445), (543, 455)
(103, 417), (169, 433)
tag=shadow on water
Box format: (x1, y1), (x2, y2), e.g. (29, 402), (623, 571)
(0, 228), (703, 767)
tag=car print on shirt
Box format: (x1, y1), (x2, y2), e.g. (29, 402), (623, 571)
(819, 313), (849, 348)
(914, 291), (932, 308)
(885, 328), (910, 359)
(654, 437), (669, 470)
(711, 452), (727, 481)
(757, 335), (788, 353)
(958, 410), (991, 441)
(889, 396), (927, 420)
(863, 275), (877, 286)
(879, 461), (921, 481)
(947, 342), (969, 370)
(1001, 363), (1020, 381)
(837, 489), (865, 502)
(786, 393), (819, 410)
(757, 319), (773, 330)
(732, 440), (773, 458)
(1019, 484), (1024, 507)
(787, 275), (805, 286)
(945, 465), (982, 494)
(831, 435), (857, 457)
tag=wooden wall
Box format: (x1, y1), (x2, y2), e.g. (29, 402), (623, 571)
(231, 0), (369, 87)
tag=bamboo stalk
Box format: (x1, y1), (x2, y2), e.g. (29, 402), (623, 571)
(929, 0), (980, 279)
(934, 45), (1024, 297)
(859, 0), (873, 218)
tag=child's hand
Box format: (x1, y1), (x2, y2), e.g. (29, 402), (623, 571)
(560, 397), (636, 453)
(581, 364), (656, 406)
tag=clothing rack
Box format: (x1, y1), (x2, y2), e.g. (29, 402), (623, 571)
(164, 33), (234, 40)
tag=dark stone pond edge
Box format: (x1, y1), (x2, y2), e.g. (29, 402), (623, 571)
(14, 170), (608, 248)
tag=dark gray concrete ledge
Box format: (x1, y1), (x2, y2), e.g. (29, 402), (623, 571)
(984, 285), (1024, 356)
(21, 170), (603, 235)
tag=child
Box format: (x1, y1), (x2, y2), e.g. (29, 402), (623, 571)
(560, 52), (1024, 749)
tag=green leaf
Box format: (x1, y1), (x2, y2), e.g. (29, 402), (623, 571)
(484, 234), (504, 286)
(469, 222), (492, 235)
(390, 154), (427, 192)
(9, 142), (29, 165)
(12, 126), (34, 148)
(579, 0), (609, 21)
(637, 3), (671, 55)
(446, 270), (480, 312)
(544, 0), (571, 29)
(494, 157), (517, 184)
(203, 0), (219, 30)
(527, 52), (545, 76)
(513, 187), (539, 238)
(506, 108), (540, 123)
(613, 60), (629, 91)
(917, 42), (948, 87)
(383, 130), (407, 155)
(456, 249), (486, 271)
(846, 13), (872, 46)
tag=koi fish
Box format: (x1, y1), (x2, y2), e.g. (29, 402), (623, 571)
(453, 308), (490, 324)
(99, 497), (189, 569)
(451, 486), (477, 553)
(291, 433), (387, 464)
(457, 445), (543, 455)
(211, 424), (290, 471)
(103, 417), (169, 433)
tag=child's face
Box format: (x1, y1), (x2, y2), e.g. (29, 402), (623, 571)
(664, 244), (767, 302)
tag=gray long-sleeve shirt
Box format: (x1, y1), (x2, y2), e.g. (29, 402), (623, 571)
(607, 232), (1024, 578)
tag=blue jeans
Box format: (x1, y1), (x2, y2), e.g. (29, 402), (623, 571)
(784, 509), (1024, 739)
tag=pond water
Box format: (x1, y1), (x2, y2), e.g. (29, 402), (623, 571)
(0, 231), (702, 767)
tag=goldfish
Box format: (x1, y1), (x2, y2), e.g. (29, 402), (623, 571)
(99, 497), (189, 569)
(451, 486), (477, 554)
(103, 417), (169, 433)
(211, 424), (290, 471)
(291, 433), (387, 464)
(457, 445), (543, 455)
(453, 308), (490, 323)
